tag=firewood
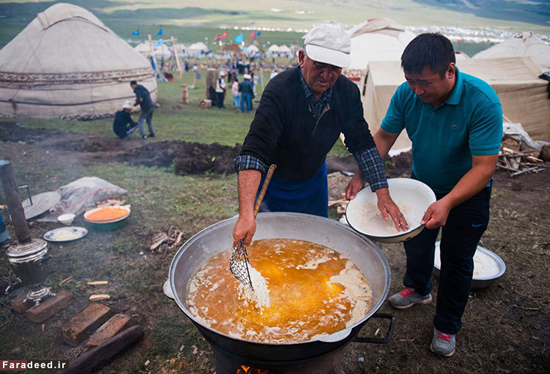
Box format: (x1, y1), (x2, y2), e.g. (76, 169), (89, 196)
(87, 281), (108, 286)
(89, 294), (111, 302)
(149, 233), (169, 251)
(54, 325), (143, 374)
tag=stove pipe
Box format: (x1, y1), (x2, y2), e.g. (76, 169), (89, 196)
(0, 160), (31, 243)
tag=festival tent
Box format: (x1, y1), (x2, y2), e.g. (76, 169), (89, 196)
(153, 43), (172, 60)
(0, 3), (156, 120)
(187, 42), (208, 55)
(267, 44), (280, 54)
(343, 18), (416, 84)
(246, 44), (259, 54)
(362, 57), (550, 151)
(134, 42), (151, 57)
(472, 32), (550, 71)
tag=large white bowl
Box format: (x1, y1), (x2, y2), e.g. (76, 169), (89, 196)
(433, 242), (506, 290)
(346, 178), (436, 243)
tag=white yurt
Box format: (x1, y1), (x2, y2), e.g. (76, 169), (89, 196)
(153, 43), (172, 60)
(187, 42), (208, 56)
(134, 42), (152, 57)
(267, 44), (280, 54)
(343, 18), (416, 84)
(246, 44), (259, 55)
(473, 32), (550, 71)
(0, 3), (156, 120)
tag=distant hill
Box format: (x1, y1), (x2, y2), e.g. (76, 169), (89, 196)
(0, 0), (548, 49)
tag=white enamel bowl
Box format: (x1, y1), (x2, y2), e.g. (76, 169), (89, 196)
(346, 178), (436, 243)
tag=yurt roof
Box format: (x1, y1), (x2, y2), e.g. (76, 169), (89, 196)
(0, 2), (151, 74)
(344, 18), (416, 82)
(267, 44), (280, 53)
(188, 42), (208, 51)
(473, 32), (550, 70)
(278, 45), (291, 52)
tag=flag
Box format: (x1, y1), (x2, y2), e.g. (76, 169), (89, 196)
(250, 32), (256, 39)
(222, 31), (228, 38)
(157, 28), (163, 36)
(234, 33), (243, 44)
(214, 33), (223, 41)
(256, 31), (261, 37)
(132, 29), (140, 36)
(153, 38), (164, 47)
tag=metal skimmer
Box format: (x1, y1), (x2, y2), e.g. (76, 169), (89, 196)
(230, 164), (276, 290)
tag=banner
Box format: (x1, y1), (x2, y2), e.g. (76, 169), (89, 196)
(132, 29), (140, 36)
(250, 32), (256, 39)
(157, 28), (163, 36)
(214, 33), (223, 41)
(234, 33), (243, 44)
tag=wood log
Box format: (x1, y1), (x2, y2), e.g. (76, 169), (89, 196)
(55, 325), (143, 374)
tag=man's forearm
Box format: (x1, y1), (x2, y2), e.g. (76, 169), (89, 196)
(237, 169), (262, 218)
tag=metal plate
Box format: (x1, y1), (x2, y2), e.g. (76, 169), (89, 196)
(44, 226), (88, 243)
(22, 191), (61, 220)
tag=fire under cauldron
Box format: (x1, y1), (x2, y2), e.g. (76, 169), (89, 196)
(1, 160), (54, 305)
(169, 213), (395, 373)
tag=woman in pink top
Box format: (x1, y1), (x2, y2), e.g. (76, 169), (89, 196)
(231, 79), (240, 109)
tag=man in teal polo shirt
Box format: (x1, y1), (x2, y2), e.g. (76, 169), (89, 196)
(373, 33), (502, 357)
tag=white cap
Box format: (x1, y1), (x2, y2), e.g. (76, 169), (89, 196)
(220, 71), (226, 77)
(122, 100), (133, 110)
(304, 24), (351, 68)
(243, 74), (251, 80)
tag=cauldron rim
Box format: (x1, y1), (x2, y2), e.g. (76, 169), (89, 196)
(169, 212), (391, 352)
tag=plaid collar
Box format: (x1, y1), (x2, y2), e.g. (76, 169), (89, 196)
(299, 67), (332, 119)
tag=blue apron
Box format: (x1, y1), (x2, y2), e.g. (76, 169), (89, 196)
(258, 162), (328, 217)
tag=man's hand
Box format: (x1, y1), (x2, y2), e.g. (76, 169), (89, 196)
(375, 188), (409, 231)
(232, 213), (256, 248)
(420, 199), (452, 230)
(345, 167), (364, 200)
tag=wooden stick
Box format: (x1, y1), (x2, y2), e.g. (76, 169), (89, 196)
(59, 276), (74, 285)
(87, 281), (108, 286)
(89, 294), (111, 302)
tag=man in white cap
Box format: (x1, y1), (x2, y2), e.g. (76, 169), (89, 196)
(215, 71), (227, 109)
(232, 24), (407, 248)
(113, 100), (139, 139)
(238, 74), (254, 113)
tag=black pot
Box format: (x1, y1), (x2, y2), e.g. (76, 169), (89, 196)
(169, 213), (393, 362)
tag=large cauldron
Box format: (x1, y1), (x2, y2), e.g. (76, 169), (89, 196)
(169, 212), (392, 362)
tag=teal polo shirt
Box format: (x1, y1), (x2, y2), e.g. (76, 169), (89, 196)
(381, 67), (503, 193)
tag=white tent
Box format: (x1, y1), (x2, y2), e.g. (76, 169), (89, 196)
(362, 57), (550, 151)
(473, 32), (550, 71)
(0, 3), (156, 120)
(267, 44), (280, 54)
(187, 42), (208, 55)
(246, 44), (259, 54)
(134, 42), (152, 57)
(153, 43), (172, 60)
(278, 45), (291, 53)
(343, 18), (416, 84)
